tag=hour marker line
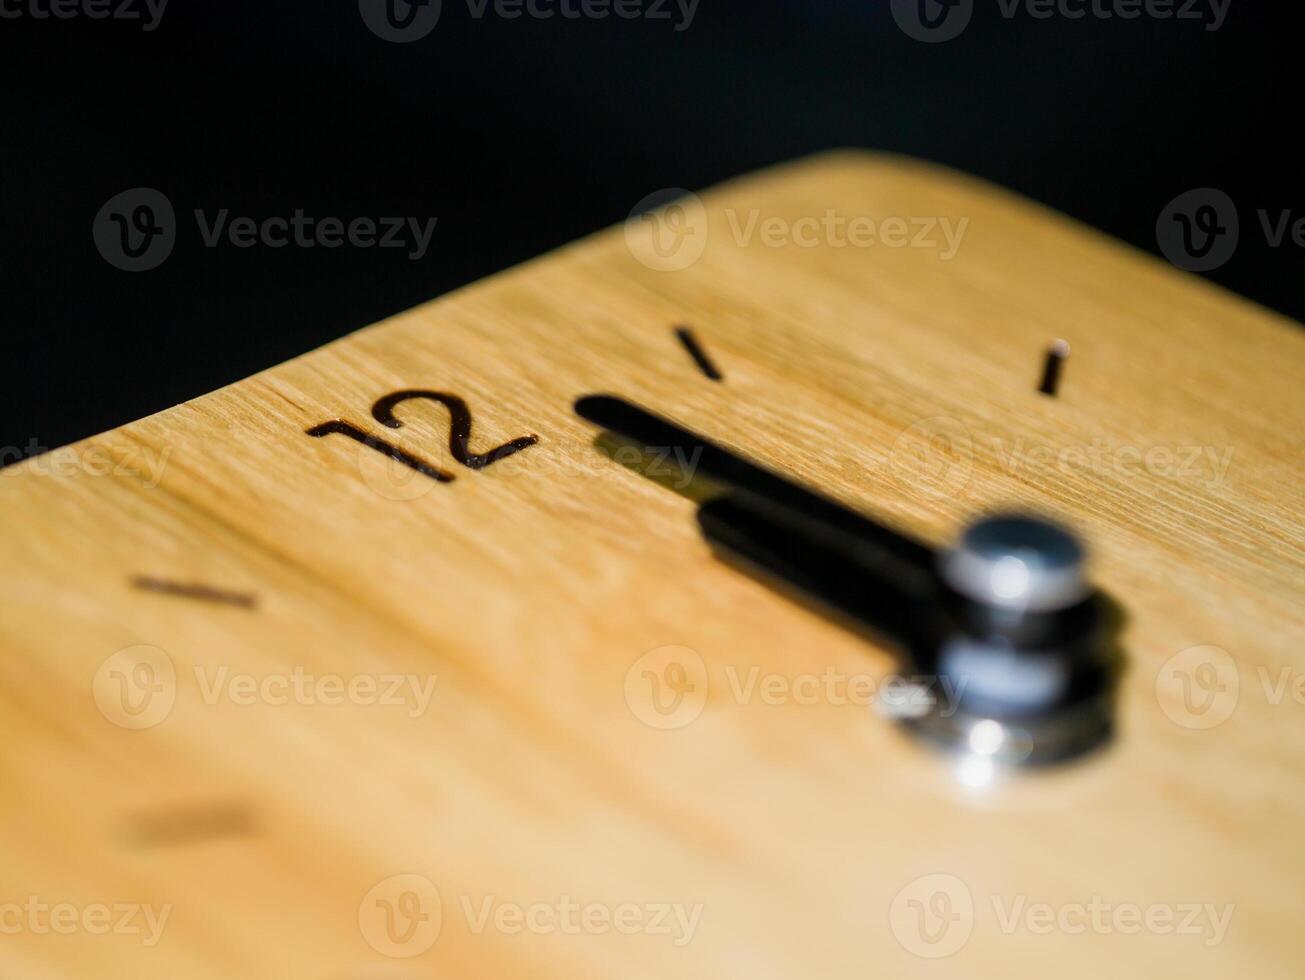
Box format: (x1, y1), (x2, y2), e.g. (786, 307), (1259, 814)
(674, 326), (724, 381)
(124, 801), (256, 848)
(130, 576), (258, 610)
(1039, 339), (1070, 397)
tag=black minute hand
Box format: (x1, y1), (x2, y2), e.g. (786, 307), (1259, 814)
(574, 394), (1117, 766)
(573, 394), (940, 649)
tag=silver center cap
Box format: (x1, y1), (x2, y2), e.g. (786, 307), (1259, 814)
(940, 515), (1089, 612)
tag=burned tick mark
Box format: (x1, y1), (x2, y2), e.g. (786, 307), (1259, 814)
(130, 576), (259, 610)
(123, 800), (256, 848)
(1039, 339), (1070, 397)
(675, 326), (723, 381)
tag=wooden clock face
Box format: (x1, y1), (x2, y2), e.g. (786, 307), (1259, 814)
(1, 152), (1302, 978)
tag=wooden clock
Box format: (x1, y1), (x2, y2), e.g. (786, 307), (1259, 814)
(1, 152), (1302, 978)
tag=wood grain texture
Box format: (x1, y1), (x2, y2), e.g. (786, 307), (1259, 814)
(1, 151), (1303, 978)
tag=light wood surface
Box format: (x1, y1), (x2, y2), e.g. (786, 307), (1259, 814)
(1, 151), (1303, 978)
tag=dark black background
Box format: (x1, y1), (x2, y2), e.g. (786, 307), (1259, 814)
(1, 0), (1297, 462)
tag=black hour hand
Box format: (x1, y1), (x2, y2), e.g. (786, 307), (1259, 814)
(573, 394), (938, 643)
(574, 393), (1118, 765)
